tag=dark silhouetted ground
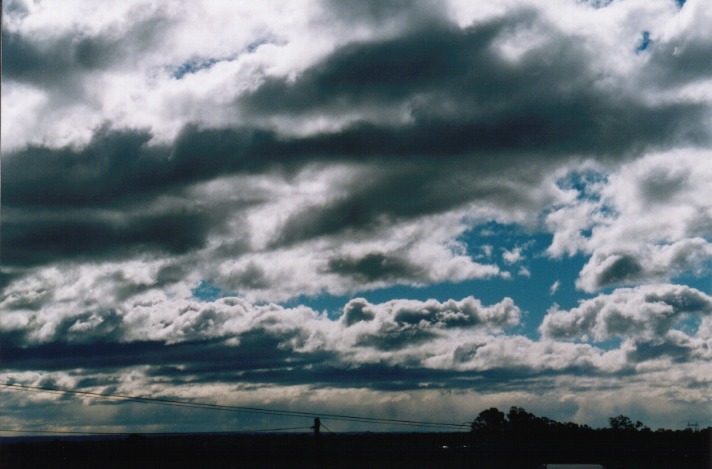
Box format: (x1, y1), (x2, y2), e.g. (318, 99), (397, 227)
(1, 427), (709, 468)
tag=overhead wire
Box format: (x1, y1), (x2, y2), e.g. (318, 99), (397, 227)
(0, 425), (317, 436)
(320, 421), (334, 433)
(0, 428), (127, 436)
(1, 382), (470, 431)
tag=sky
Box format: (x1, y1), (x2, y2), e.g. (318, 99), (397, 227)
(1, 0), (711, 434)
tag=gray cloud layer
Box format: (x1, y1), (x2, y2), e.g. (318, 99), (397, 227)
(4, 3), (711, 274)
(2, 0), (712, 432)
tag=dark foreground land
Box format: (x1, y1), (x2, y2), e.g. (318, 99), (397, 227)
(1, 428), (710, 469)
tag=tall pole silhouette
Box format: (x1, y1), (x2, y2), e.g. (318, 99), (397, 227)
(313, 418), (321, 438)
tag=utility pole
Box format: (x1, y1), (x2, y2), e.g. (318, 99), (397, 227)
(687, 422), (699, 432)
(313, 417), (321, 438)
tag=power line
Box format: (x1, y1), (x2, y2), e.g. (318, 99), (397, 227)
(0, 425), (315, 436)
(0, 428), (126, 436)
(320, 421), (334, 433)
(249, 425), (314, 433)
(1, 382), (469, 430)
(1, 384), (213, 412)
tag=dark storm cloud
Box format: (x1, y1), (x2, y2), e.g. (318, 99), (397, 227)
(327, 252), (418, 282)
(241, 13), (709, 155)
(394, 305), (477, 328)
(269, 161), (542, 246)
(0, 331), (603, 392)
(4, 127), (160, 208)
(2, 29), (112, 79)
(240, 23), (502, 115)
(1, 327), (446, 391)
(2, 126), (262, 268)
(226, 262), (270, 289)
(0, 310), (125, 350)
(268, 167), (438, 245)
(281, 101), (704, 159)
(644, 34), (712, 87)
(578, 238), (712, 292)
(638, 167), (690, 205)
(356, 327), (438, 351)
(322, 0), (448, 30)
(0, 295), (522, 385)
(627, 340), (696, 363)
(2, 332), (453, 390)
(155, 262), (192, 285)
(3, 210), (211, 267)
(0, 272), (19, 291)
(592, 254), (645, 287)
(4, 286), (701, 397)
(3, 6), (710, 270)
(3, 0), (712, 434)
(263, 153), (535, 248)
(341, 299), (376, 326)
(1, 121), (543, 266)
(2, 126), (259, 208)
(237, 12), (709, 243)
(644, 287), (712, 314)
(0, 335), (299, 373)
(1, 13), (168, 88)
(195, 365), (526, 392)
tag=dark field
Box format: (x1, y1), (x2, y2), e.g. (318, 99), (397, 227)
(1, 428), (709, 469)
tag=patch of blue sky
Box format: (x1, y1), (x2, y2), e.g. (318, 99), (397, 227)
(280, 292), (354, 319)
(194, 221), (708, 343)
(171, 38), (274, 79)
(582, 0), (614, 8)
(670, 265), (712, 295)
(281, 253), (591, 339)
(172, 57), (222, 79)
(636, 31), (652, 53)
(556, 169), (608, 202)
(585, 336), (623, 350)
(671, 314), (702, 336)
(554, 170), (619, 228)
(458, 223), (593, 334)
(282, 222), (594, 339)
(192, 280), (234, 302)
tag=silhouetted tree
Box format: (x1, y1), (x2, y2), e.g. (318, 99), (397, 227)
(507, 406), (539, 432)
(609, 414), (648, 431)
(471, 407), (506, 432)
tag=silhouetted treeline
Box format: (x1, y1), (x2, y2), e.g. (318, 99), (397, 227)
(467, 406), (710, 468)
(1, 407), (709, 468)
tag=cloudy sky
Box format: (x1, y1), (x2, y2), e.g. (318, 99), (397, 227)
(2, 0), (711, 433)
